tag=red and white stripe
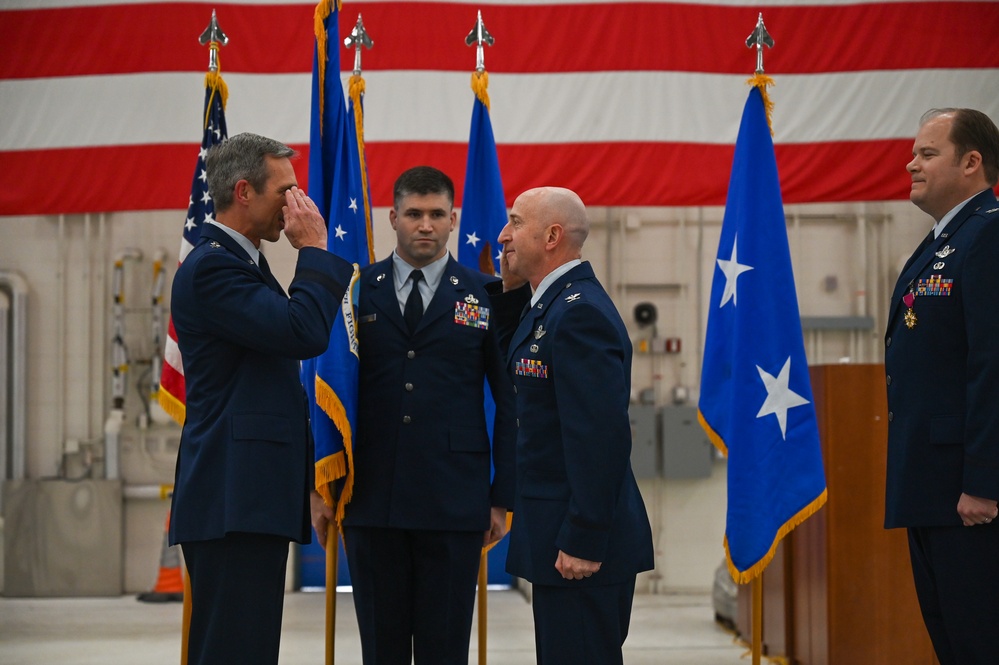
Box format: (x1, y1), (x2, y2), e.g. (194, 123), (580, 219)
(2, 0), (997, 215)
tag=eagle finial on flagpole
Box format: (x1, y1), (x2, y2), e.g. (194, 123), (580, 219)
(465, 10), (494, 73)
(745, 13), (775, 133)
(745, 13), (773, 76)
(345, 13), (373, 76)
(199, 9), (228, 73)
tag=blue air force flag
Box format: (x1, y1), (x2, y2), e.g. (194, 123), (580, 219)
(305, 0), (373, 523)
(458, 72), (506, 275)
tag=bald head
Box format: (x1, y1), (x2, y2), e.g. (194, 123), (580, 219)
(521, 187), (590, 251)
(499, 186), (590, 289)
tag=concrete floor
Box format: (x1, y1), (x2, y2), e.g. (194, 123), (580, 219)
(0, 589), (749, 664)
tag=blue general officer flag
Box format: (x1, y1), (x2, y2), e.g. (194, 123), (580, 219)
(458, 71), (506, 275)
(458, 69), (511, 584)
(698, 83), (827, 584)
(305, 0), (373, 525)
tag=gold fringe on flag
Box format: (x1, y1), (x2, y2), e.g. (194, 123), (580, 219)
(697, 409), (728, 456)
(313, 0), (342, 131)
(724, 488), (827, 584)
(158, 388), (186, 425)
(746, 72), (775, 136)
(471, 70), (490, 112)
(315, 374), (355, 525)
(698, 408), (829, 584)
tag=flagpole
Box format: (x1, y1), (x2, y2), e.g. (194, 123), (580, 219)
(464, 15), (498, 663)
(752, 577), (762, 665)
(326, 524), (337, 665)
(744, 15), (774, 665)
(180, 13), (229, 665)
(478, 551), (488, 665)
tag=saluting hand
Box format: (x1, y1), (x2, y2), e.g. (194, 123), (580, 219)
(283, 186), (327, 250)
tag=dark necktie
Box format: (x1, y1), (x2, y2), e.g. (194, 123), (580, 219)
(257, 253), (282, 293)
(404, 269), (424, 334)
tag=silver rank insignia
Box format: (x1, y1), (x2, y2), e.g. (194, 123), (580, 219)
(986, 208), (999, 214)
(935, 245), (955, 258)
(450, 276), (459, 285)
(565, 293), (581, 303)
(534, 325), (547, 339)
(530, 344), (539, 353)
(209, 241), (220, 248)
(933, 262), (945, 270)
(376, 273), (386, 281)
(465, 293), (479, 305)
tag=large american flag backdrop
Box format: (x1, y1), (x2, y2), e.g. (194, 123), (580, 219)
(1, 0), (997, 216)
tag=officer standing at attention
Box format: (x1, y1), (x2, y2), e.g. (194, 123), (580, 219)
(490, 186), (654, 665)
(884, 108), (999, 665)
(313, 166), (516, 665)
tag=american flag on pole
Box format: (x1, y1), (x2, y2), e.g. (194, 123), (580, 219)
(3, 1), (996, 216)
(157, 67), (229, 423)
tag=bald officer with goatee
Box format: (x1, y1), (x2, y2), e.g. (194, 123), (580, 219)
(490, 186), (654, 665)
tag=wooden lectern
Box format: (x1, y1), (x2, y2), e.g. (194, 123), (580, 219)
(737, 364), (938, 664)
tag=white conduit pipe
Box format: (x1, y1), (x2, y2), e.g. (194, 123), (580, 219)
(0, 271), (29, 481)
(123, 484), (174, 501)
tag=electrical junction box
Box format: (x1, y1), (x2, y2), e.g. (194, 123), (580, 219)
(660, 406), (713, 479)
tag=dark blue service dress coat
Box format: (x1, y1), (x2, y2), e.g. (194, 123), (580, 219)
(169, 223), (353, 545)
(885, 189), (999, 528)
(492, 261), (654, 587)
(343, 255), (516, 531)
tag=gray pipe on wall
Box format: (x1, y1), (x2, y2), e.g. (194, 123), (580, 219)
(0, 271), (29, 482)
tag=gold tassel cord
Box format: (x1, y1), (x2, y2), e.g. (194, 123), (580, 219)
(471, 70), (491, 112)
(746, 73), (775, 136)
(203, 45), (228, 129)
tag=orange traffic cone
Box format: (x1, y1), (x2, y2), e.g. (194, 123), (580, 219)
(137, 511), (184, 603)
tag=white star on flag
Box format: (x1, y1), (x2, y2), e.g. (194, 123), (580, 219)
(755, 357), (810, 439)
(716, 234), (753, 307)
(334, 225), (347, 241)
(185, 217), (195, 231)
(348, 198), (358, 213)
(201, 189), (212, 205)
(465, 232), (480, 247)
(203, 212), (215, 225)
